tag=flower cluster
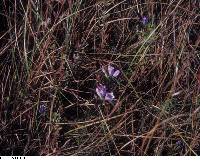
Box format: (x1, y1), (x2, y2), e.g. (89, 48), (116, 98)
(96, 64), (120, 102)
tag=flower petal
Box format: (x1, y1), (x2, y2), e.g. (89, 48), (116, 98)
(96, 87), (102, 98)
(108, 64), (115, 76)
(105, 92), (115, 101)
(96, 84), (106, 99)
(100, 85), (106, 96)
(112, 70), (120, 77)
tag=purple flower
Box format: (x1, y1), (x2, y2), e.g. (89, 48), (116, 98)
(142, 16), (148, 25)
(102, 64), (120, 78)
(96, 84), (115, 101)
(38, 104), (46, 114)
(108, 65), (120, 77)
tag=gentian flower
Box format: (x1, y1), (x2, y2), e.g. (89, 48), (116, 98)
(102, 64), (120, 78)
(142, 16), (148, 25)
(96, 84), (115, 101)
